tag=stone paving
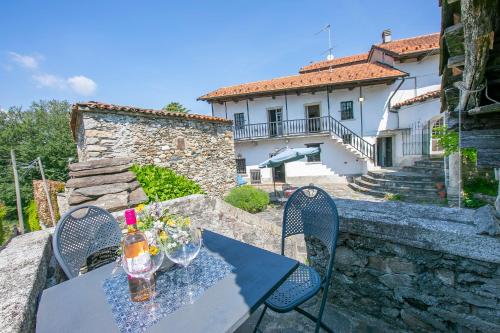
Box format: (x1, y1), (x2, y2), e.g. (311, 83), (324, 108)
(254, 183), (384, 227)
(236, 297), (400, 333)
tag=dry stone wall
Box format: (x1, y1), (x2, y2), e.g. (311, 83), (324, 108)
(307, 199), (500, 333)
(66, 158), (148, 212)
(74, 110), (236, 198)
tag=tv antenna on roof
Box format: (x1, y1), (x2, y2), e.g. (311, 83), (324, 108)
(315, 24), (333, 60)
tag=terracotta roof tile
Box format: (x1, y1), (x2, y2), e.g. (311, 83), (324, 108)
(392, 90), (441, 110)
(199, 62), (407, 101)
(299, 53), (369, 73)
(70, 101), (231, 138)
(374, 33), (440, 57)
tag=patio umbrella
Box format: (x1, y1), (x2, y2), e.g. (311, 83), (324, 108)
(258, 147), (320, 196)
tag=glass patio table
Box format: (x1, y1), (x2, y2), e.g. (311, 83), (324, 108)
(36, 230), (298, 333)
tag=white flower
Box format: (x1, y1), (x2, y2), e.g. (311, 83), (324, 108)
(153, 220), (164, 229)
(144, 230), (154, 244)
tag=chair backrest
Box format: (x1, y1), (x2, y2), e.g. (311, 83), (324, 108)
(282, 185), (340, 257)
(52, 205), (122, 279)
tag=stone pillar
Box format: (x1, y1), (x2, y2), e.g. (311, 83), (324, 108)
(447, 152), (461, 207)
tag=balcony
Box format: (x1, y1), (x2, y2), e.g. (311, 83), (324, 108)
(233, 116), (375, 161)
(234, 117), (330, 140)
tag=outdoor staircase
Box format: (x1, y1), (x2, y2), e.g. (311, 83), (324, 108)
(348, 157), (446, 204)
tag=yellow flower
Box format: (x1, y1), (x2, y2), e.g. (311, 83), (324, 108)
(149, 245), (159, 256)
(166, 219), (176, 227)
(135, 204), (145, 213)
(159, 230), (168, 241)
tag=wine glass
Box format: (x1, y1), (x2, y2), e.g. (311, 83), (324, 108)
(158, 227), (202, 303)
(121, 249), (164, 309)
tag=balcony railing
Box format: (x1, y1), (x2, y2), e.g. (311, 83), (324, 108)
(233, 116), (375, 161)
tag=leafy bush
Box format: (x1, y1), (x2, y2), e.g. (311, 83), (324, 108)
(0, 203), (6, 244)
(384, 193), (402, 201)
(432, 126), (477, 162)
(464, 176), (498, 196)
(131, 164), (204, 202)
(463, 192), (488, 209)
(25, 200), (41, 232)
(225, 185), (270, 213)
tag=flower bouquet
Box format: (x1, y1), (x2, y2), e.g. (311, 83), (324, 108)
(135, 202), (193, 271)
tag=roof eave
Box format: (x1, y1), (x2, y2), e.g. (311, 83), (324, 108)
(198, 74), (408, 103)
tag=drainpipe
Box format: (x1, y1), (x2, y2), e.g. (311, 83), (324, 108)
(387, 77), (406, 129)
(359, 86), (364, 137)
(327, 87), (331, 117)
(246, 99), (250, 124)
(224, 101), (228, 120)
(285, 91), (289, 135)
(211, 103), (214, 117)
(285, 91), (289, 121)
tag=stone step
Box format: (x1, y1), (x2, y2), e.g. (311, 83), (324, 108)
(354, 178), (439, 195)
(401, 166), (445, 176)
(414, 160), (444, 168)
(348, 183), (445, 204)
(367, 170), (442, 182)
(360, 175), (439, 190)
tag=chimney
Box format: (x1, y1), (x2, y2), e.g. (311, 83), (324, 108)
(382, 29), (392, 43)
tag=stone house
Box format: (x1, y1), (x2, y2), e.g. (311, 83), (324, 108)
(71, 102), (236, 197)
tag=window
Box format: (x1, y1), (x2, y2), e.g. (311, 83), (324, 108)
(250, 169), (262, 184)
(235, 158), (246, 174)
(340, 101), (354, 120)
(234, 113), (245, 130)
(305, 143), (321, 162)
(431, 117), (444, 136)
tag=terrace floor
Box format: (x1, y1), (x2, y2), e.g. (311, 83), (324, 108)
(253, 183), (384, 227)
(237, 295), (398, 333)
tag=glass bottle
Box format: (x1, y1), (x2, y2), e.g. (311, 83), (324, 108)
(123, 209), (153, 302)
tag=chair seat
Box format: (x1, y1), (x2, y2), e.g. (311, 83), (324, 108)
(265, 263), (322, 313)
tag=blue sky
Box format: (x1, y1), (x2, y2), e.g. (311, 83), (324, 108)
(0, 0), (440, 115)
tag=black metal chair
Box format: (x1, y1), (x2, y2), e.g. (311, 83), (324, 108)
(52, 205), (122, 279)
(254, 185), (340, 333)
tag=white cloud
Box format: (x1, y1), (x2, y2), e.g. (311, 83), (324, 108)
(67, 76), (97, 96)
(9, 52), (39, 69)
(32, 73), (66, 89)
(31, 73), (97, 96)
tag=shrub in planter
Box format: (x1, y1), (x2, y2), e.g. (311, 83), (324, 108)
(225, 185), (270, 213)
(26, 200), (41, 232)
(131, 164), (204, 202)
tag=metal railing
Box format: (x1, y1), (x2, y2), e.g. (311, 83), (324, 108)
(402, 120), (431, 156)
(233, 116), (375, 161)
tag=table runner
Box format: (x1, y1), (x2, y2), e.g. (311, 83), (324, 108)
(102, 247), (234, 333)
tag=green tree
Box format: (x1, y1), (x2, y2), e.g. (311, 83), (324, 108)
(0, 202), (6, 244)
(162, 102), (189, 113)
(0, 100), (77, 220)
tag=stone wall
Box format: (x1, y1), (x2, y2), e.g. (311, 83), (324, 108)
(307, 199), (500, 333)
(0, 230), (52, 333)
(72, 105), (236, 198)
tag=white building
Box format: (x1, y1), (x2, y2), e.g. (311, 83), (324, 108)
(199, 31), (444, 185)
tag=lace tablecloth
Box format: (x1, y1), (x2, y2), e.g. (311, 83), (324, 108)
(102, 247), (234, 333)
